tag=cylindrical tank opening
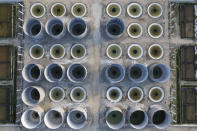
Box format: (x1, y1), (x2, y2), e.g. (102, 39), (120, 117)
(106, 107), (125, 130)
(30, 3), (46, 18)
(24, 19), (43, 38)
(49, 87), (65, 102)
(22, 86), (45, 106)
(70, 87), (86, 103)
(45, 64), (65, 82)
(151, 109), (171, 129)
(106, 3), (122, 17)
(31, 24), (41, 36)
(105, 64), (125, 83)
(106, 44), (122, 60)
(148, 44), (164, 60)
(149, 64), (170, 83)
(21, 107), (44, 129)
(127, 23), (143, 38)
(46, 18), (65, 39)
(67, 108), (87, 129)
(129, 109), (148, 129)
(149, 87), (164, 103)
(44, 108), (65, 129)
(51, 3), (66, 17)
(148, 23), (163, 39)
(127, 3), (142, 18)
(128, 44), (143, 60)
(29, 44), (45, 60)
(50, 44), (65, 59)
(106, 87), (122, 103)
(71, 3), (87, 17)
(148, 3), (163, 18)
(128, 87), (144, 103)
(128, 64), (148, 83)
(71, 44), (86, 59)
(106, 18), (124, 39)
(68, 18), (87, 39)
(67, 64), (87, 83)
(22, 64), (43, 82)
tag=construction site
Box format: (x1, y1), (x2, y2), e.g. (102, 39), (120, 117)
(0, 0), (196, 131)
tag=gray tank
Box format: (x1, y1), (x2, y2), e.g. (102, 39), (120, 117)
(149, 64), (170, 83)
(105, 18), (124, 39)
(68, 18), (88, 39)
(45, 18), (66, 39)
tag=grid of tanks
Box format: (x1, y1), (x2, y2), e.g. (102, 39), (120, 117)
(19, 0), (172, 130)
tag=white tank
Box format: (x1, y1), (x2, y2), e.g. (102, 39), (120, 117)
(22, 86), (45, 106)
(51, 3), (66, 17)
(106, 86), (122, 103)
(29, 44), (45, 60)
(70, 87), (87, 103)
(149, 106), (171, 129)
(106, 44), (122, 60)
(22, 64), (43, 82)
(67, 107), (87, 129)
(30, 3), (46, 18)
(148, 44), (164, 60)
(49, 87), (65, 102)
(127, 23), (143, 38)
(128, 107), (148, 129)
(106, 3), (122, 17)
(44, 64), (65, 83)
(148, 23), (163, 39)
(21, 106), (44, 129)
(45, 18), (66, 39)
(49, 44), (66, 59)
(127, 44), (143, 60)
(127, 87), (144, 103)
(71, 44), (87, 59)
(127, 3), (143, 18)
(71, 3), (87, 18)
(147, 3), (163, 18)
(105, 107), (125, 129)
(149, 86), (164, 103)
(44, 107), (65, 129)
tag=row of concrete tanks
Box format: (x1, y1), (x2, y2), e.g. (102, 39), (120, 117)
(106, 86), (165, 103)
(106, 43), (164, 60)
(30, 3), (87, 18)
(106, 2), (163, 18)
(29, 43), (163, 60)
(22, 86), (86, 106)
(21, 85), (164, 107)
(104, 63), (170, 84)
(22, 63), (170, 84)
(106, 106), (171, 130)
(21, 106), (171, 130)
(21, 106), (88, 130)
(22, 63), (87, 83)
(30, 2), (162, 19)
(23, 18), (87, 39)
(23, 17), (163, 39)
(29, 44), (86, 60)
